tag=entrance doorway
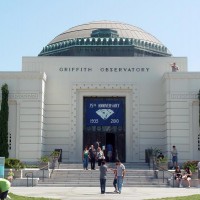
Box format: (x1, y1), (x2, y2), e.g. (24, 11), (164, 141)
(106, 133), (115, 162)
(83, 97), (126, 162)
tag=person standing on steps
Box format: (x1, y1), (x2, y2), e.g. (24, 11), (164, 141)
(99, 160), (108, 194)
(116, 159), (125, 194)
(89, 145), (96, 170)
(82, 146), (89, 170)
(97, 147), (105, 167)
(171, 145), (178, 169)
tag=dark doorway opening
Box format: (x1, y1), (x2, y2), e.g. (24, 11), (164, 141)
(83, 97), (126, 162)
(105, 133), (115, 162)
(83, 131), (125, 162)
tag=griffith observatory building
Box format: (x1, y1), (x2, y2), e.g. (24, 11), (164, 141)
(1, 20), (200, 164)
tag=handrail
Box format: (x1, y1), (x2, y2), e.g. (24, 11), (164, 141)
(154, 163), (175, 187)
(39, 163), (49, 182)
(147, 157), (175, 187)
(39, 151), (61, 181)
(25, 172), (33, 187)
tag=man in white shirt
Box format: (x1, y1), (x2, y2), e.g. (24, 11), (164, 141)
(116, 159), (125, 194)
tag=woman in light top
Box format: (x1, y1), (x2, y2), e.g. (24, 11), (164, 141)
(180, 167), (192, 188)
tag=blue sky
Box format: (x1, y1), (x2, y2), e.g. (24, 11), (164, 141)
(0, 0), (200, 71)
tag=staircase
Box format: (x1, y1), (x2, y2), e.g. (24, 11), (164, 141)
(37, 163), (169, 187)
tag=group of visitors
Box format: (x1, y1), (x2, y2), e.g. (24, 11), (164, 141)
(82, 140), (114, 170)
(174, 166), (192, 188)
(82, 143), (105, 170)
(99, 159), (125, 194)
(170, 145), (193, 188)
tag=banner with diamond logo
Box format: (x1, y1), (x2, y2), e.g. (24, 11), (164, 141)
(85, 98), (124, 126)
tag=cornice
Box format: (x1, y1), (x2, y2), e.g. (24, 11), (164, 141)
(162, 72), (200, 81)
(0, 72), (47, 81)
(39, 37), (170, 56)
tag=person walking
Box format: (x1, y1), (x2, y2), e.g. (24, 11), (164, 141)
(171, 145), (178, 169)
(116, 159), (125, 194)
(99, 160), (107, 194)
(82, 146), (89, 170)
(0, 178), (11, 200)
(89, 145), (96, 170)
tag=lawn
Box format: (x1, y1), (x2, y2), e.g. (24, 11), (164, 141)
(148, 194), (200, 200)
(8, 193), (60, 200)
(8, 193), (200, 200)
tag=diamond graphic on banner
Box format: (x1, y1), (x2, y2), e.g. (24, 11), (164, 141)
(96, 109), (114, 120)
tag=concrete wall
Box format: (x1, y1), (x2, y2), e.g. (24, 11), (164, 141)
(0, 72), (46, 162)
(3, 57), (199, 163)
(20, 56), (190, 163)
(163, 72), (200, 163)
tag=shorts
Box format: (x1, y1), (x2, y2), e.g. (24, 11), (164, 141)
(174, 175), (182, 180)
(172, 156), (177, 163)
(0, 190), (8, 199)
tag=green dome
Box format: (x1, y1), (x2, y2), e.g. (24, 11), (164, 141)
(39, 20), (171, 57)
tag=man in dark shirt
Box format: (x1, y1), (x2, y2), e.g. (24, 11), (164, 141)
(99, 161), (108, 194)
(89, 145), (96, 170)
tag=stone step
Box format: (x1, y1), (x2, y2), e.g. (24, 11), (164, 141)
(37, 179), (168, 187)
(42, 176), (155, 182)
(36, 162), (168, 187)
(51, 169), (154, 175)
(58, 162), (150, 170)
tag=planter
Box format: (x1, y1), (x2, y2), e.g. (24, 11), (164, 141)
(14, 170), (23, 178)
(5, 169), (23, 179)
(157, 163), (168, 170)
(191, 171), (198, 179)
(39, 162), (49, 170)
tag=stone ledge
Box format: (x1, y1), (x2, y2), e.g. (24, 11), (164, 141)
(12, 178), (39, 186)
(5, 168), (51, 179)
(169, 178), (200, 188)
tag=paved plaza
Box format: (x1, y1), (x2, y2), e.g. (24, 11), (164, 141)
(10, 186), (200, 200)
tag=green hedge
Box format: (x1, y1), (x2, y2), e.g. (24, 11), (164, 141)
(5, 158), (25, 170)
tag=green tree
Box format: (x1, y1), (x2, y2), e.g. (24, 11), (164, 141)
(0, 83), (9, 157)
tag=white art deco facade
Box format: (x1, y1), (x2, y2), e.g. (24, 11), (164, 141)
(0, 21), (200, 163)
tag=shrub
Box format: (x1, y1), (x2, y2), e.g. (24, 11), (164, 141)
(51, 150), (60, 158)
(157, 156), (168, 164)
(5, 158), (25, 170)
(39, 155), (50, 163)
(182, 160), (198, 172)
